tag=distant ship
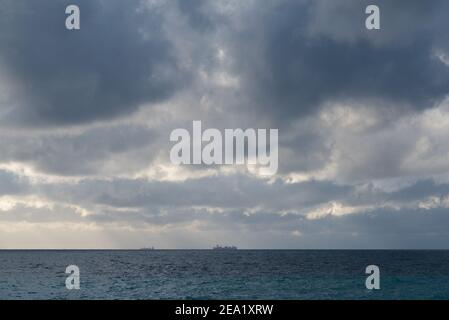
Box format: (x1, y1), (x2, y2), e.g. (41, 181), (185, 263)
(140, 246), (156, 250)
(212, 245), (238, 250)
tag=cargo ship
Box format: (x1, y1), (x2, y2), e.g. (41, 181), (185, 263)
(212, 245), (238, 250)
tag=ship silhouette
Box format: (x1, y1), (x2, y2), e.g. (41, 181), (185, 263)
(212, 245), (238, 250)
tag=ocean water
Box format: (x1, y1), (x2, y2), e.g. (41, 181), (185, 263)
(1, 250), (449, 300)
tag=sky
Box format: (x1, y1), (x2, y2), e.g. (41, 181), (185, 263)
(1, 0), (449, 249)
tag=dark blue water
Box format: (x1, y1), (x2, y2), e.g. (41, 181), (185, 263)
(1, 250), (449, 299)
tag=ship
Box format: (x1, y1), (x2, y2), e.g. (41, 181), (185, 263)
(212, 245), (238, 250)
(140, 246), (156, 250)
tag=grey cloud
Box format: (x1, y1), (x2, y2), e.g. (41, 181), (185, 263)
(0, 124), (161, 176)
(34, 176), (449, 224)
(176, 0), (215, 33)
(0, 169), (29, 195)
(225, 0), (449, 123)
(307, 0), (441, 45)
(2, 162), (449, 248)
(387, 179), (449, 203)
(0, 204), (85, 223)
(47, 175), (351, 210)
(0, 0), (188, 126)
(306, 207), (449, 249)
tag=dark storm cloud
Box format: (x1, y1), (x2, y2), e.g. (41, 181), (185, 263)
(0, 0), (187, 126)
(176, 0), (215, 32)
(2, 0), (448, 126)
(277, 120), (334, 173)
(226, 0), (449, 122)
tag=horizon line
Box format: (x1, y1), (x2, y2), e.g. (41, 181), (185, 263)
(1, 248), (449, 251)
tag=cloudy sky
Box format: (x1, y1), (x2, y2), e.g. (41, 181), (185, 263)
(1, 0), (449, 249)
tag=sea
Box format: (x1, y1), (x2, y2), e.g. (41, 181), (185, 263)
(1, 250), (449, 300)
